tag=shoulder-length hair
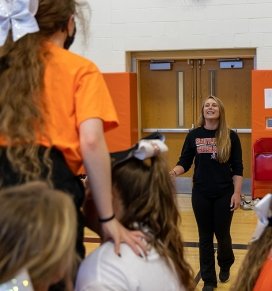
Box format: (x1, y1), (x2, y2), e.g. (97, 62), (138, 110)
(0, 182), (77, 289)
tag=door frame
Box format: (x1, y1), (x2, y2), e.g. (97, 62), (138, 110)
(127, 48), (255, 134)
(127, 49), (256, 194)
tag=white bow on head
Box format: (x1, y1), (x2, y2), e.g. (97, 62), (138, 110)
(251, 193), (272, 242)
(134, 139), (168, 160)
(0, 0), (39, 46)
(110, 133), (168, 167)
(0, 268), (34, 291)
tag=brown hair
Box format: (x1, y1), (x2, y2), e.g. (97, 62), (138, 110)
(112, 155), (195, 290)
(0, 0), (79, 182)
(0, 181), (77, 289)
(232, 199), (272, 291)
(198, 95), (231, 163)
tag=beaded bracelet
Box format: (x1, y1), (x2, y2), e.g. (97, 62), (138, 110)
(98, 214), (115, 223)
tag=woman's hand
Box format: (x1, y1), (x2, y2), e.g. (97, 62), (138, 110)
(230, 192), (241, 211)
(101, 218), (147, 257)
(231, 175), (243, 211)
(169, 165), (185, 177)
(169, 169), (177, 177)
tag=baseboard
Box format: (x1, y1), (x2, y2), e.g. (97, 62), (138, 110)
(175, 177), (251, 196)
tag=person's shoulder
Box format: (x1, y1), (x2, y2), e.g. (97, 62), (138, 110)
(46, 42), (98, 71)
(80, 242), (135, 269)
(193, 126), (203, 132)
(82, 241), (116, 265)
(229, 129), (240, 139)
(65, 49), (97, 68)
(76, 242), (134, 291)
(229, 128), (237, 134)
(76, 242), (118, 287)
(188, 126), (203, 135)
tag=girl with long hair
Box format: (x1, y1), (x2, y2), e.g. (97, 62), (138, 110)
(170, 96), (243, 291)
(0, 0), (144, 264)
(76, 135), (195, 291)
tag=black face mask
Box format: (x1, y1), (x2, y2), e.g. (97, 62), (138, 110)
(64, 25), (76, 50)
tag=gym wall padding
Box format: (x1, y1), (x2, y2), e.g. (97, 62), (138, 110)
(252, 70), (272, 198)
(103, 73), (138, 152)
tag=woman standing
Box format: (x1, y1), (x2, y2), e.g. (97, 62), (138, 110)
(170, 96), (243, 291)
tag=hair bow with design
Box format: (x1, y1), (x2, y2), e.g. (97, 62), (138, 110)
(111, 132), (168, 167)
(0, 0), (39, 46)
(0, 268), (34, 291)
(251, 193), (272, 242)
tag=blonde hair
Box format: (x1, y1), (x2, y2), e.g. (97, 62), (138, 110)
(198, 95), (231, 163)
(112, 155), (195, 290)
(0, 0), (80, 182)
(0, 182), (77, 289)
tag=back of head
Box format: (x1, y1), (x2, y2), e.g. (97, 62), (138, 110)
(36, 0), (76, 37)
(0, 181), (77, 289)
(112, 152), (195, 290)
(112, 155), (177, 236)
(0, 0), (77, 88)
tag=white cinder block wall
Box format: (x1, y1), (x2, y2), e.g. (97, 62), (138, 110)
(72, 0), (272, 72)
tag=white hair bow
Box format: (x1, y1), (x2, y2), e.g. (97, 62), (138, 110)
(0, 268), (34, 291)
(110, 133), (168, 167)
(0, 0), (39, 46)
(251, 193), (272, 242)
(134, 139), (168, 160)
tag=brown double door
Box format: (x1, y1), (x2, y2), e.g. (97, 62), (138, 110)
(139, 58), (253, 179)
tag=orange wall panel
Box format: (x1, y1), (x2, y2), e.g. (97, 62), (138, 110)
(252, 70), (272, 198)
(103, 73), (138, 152)
(252, 70), (272, 142)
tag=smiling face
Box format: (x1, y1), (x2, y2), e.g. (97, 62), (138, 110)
(203, 97), (220, 121)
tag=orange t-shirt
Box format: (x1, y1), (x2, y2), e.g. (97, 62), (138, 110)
(0, 42), (119, 175)
(253, 257), (272, 291)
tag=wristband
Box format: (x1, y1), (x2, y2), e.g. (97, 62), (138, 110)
(98, 214), (115, 223)
(172, 169), (177, 176)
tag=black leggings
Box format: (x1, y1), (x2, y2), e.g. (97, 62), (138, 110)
(0, 146), (86, 258)
(192, 192), (235, 286)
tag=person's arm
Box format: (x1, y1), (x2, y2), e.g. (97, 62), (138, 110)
(169, 165), (185, 177)
(229, 130), (243, 211)
(79, 118), (145, 256)
(169, 131), (195, 177)
(231, 175), (243, 211)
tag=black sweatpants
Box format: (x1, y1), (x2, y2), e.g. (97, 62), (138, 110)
(192, 191), (235, 286)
